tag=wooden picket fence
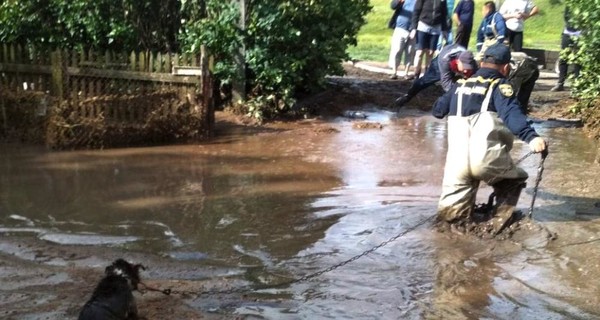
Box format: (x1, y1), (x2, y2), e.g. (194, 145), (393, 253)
(0, 43), (215, 147)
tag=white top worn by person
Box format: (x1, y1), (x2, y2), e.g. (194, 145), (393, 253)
(499, 0), (538, 32)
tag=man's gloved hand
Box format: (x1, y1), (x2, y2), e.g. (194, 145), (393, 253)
(393, 94), (410, 110)
(528, 137), (547, 153)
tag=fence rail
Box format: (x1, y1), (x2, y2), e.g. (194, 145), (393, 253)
(0, 43), (214, 148)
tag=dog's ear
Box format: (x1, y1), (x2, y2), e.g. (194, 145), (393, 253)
(113, 259), (129, 267)
(105, 265), (115, 275)
(134, 264), (146, 272)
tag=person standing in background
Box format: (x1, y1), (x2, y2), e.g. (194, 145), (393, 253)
(410, 0), (450, 79)
(437, 0), (455, 50)
(551, 6), (581, 92)
(452, 0), (474, 48)
(499, 0), (539, 52)
(476, 1), (507, 59)
(388, 0), (417, 80)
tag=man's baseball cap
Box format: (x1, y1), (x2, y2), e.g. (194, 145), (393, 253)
(482, 43), (511, 65)
(458, 51), (476, 70)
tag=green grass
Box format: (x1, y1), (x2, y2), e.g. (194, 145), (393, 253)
(348, 0), (565, 62)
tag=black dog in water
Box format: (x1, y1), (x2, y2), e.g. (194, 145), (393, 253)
(79, 259), (146, 320)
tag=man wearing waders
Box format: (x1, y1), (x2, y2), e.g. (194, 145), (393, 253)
(432, 43), (547, 235)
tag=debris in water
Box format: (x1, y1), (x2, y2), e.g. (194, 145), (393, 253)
(352, 122), (383, 130)
(343, 110), (368, 119)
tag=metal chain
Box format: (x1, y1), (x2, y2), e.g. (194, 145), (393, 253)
(162, 151), (545, 297)
(515, 150), (535, 166)
(528, 150), (548, 218)
(167, 213), (436, 297)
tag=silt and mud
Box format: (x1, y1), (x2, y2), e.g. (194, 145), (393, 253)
(1, 64), (600, 319)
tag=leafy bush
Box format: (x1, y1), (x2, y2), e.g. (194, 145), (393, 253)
(1, 0), (372, 120)
(566, 0), (600, 101)
(0, 0), (181, 51)
(180, 0), (372, 120)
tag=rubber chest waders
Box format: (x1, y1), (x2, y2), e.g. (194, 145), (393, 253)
(438, 78), (528, 224)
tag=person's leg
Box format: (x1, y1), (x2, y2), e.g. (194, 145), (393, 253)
(552, 33), (570, 91)
(476, 38), (496, 61)
(490, 178), (527, 235)
(408, 57), (440, 95)
(512, 31), (523, 52)
(388, 28), (403, 79)
(404, 37), (416, 76)
(477, 144), (529, 235)
(394, 35), (410, 80)
(413, 50), (425, 79)
(572, 62), (581, 79)
(461, 26), (472, 49)
(454, 24), (469, 48)
(413, 31), (431, 79)
(438, 157), (479, 224)
(516, 63), (539, 112)
(423, 34), (440, 75)
(395, 32), (441, 108)
(506, 29), (516, 50)
(567, 36), (582, 85)
(399, 32), (410, 75)
(454, 25), (463, 47)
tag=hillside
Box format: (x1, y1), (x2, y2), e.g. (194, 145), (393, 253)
(349, 0), (565, 62)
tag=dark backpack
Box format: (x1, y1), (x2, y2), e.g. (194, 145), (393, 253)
(388, 0), (403, 29)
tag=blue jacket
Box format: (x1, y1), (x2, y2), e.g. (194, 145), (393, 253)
(476, 11), (506, 51)
(432, 68), (539, 143)
(394, 0), (417, 30)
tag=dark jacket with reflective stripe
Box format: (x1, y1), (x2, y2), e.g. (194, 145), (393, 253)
(432, 68), (539, 143)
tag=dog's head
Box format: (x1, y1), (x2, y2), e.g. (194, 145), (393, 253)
(105, 259), (146, 290)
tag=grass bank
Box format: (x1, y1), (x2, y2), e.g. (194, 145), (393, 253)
(348, 0), (565, 62)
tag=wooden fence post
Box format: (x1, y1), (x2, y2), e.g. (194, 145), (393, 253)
(201, 45), (214, 137)
(1, 98), (6, 135)
(50, 50), (64, 103)
(0, 44), (6, 134)
(232, 0), (246, 104)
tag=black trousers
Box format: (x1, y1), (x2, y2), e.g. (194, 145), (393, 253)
(454, 24), (472, 49)
(516, 67), (538, 112)
(406, 56), (441, 99)
(509, 58), (539, 112)
(557, 33), (581, 85)
(506, 29), (523, 52)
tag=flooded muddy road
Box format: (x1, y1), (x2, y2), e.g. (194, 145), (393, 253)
(2, 74), (600, 319)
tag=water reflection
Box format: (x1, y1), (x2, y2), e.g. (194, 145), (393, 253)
(0, 136), (343, 264)
(1, 109), (600, 318)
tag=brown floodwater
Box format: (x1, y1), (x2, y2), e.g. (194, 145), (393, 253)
(1, 108), (600, 319)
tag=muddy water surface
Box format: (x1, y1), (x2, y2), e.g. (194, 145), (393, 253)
(1, 109), (600, 319)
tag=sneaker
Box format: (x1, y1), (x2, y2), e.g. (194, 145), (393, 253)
(550, 84), (564, 92)
(404, 74), (416, 81)
(390, 74), (398, 80)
